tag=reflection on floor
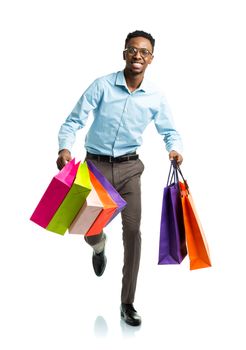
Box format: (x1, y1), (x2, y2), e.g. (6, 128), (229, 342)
(94, 316), (108, 337)
(93, 315), (141, 338)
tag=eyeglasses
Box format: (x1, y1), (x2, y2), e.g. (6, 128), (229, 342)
(123, 46), (153, 58)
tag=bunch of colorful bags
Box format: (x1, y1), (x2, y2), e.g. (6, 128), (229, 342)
(158, 161), (212, 270)
(31, 158), (211, 270)
(30, 159), (127, 236)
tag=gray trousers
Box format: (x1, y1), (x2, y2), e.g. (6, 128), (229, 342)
(84, 156), (145, 304)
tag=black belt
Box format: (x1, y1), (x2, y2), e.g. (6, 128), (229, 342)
(86, 152), (139, 163)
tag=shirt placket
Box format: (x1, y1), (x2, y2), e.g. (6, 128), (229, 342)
(111, 94), (131, 157)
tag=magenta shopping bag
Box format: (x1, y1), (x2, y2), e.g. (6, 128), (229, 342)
(87, 160), (127, 224)
(30, 159), (80, 228)
(158, 162), (187, 264)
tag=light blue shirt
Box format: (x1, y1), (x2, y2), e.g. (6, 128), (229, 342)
(58, 70), (183, 157)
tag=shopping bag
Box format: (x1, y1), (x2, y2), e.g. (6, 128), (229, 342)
(69, 181), (103, 235)
(46, 161), (91, 235)
(179, 180), (212, 270)
(30, 159), (80, 229)
(87, 160), (127, 224)
(158, 163), (187, 264)
(85, 170), (118, 236)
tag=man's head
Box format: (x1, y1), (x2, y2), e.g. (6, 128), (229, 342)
(123, 30), (155, 75)
(125, 30), (155, 52)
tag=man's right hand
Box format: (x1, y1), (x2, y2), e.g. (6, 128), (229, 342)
(56, 149), (72, 170)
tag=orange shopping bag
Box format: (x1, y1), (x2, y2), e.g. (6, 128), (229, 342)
(85, 170), (117, 236)
(179, 180), (212, 270)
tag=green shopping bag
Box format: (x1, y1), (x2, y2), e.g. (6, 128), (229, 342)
(46, 162), (91, 235)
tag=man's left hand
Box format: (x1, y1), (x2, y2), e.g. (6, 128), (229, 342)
(169, 150), (183, 166)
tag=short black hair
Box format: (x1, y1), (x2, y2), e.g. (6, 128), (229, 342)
(125, 30), (155, 52)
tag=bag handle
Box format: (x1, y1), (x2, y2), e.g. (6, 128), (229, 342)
(167, 160), (179, 189)
(166, 162), (174, 186)
(167, 162), (178, 185)
(168, 159), (189, 195)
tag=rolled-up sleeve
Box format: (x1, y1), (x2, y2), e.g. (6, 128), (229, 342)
(153, 95), (183, 153)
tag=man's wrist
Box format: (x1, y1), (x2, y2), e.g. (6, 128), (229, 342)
(58, 149), (71, 155)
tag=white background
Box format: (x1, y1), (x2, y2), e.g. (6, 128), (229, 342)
(1, 0), (246, 349)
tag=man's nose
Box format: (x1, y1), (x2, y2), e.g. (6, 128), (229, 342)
(133, 50), (142, 59)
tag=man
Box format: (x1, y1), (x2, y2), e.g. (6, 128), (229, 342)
(56, 30), (183, 327)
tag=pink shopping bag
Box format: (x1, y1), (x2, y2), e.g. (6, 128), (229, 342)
(30, 159), (80, 228)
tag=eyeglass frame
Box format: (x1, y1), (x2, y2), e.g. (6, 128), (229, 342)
(123, 46), (153, 58)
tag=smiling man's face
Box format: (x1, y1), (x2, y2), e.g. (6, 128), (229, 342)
(123, 36), (154, 75)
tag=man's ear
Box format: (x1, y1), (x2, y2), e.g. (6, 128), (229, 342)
(123, 50), (126, 60)
(148, 55), (154, 65)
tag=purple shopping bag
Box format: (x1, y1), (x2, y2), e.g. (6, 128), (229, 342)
(86, 160), (127, 224)
(158, 162), (187, 264)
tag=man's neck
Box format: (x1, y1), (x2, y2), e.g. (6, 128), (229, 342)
(124, 70), (144, 92)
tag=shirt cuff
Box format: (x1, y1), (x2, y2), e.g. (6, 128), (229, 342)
(58, 143), (73, 153)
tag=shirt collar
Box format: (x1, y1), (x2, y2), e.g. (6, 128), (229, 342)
(115, 70), (148, 93)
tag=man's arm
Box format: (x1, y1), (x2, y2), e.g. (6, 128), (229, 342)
(56, 79), (102, 169)
(154, 95), (183, 165)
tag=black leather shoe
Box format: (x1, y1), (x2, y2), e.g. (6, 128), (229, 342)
(92, 249), (107, 277)
(120, 303), (141, 326)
